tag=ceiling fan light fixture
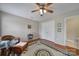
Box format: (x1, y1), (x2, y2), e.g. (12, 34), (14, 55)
(40, 9), (44, 16)
(32, 3), (53, 16)
(44, 9), (47, 13)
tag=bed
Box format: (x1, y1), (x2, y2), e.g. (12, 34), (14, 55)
(10, 39), (39, 56)
(11, 41), (28, 56)
(0, 35), (28, 56)
(0, 35), (15, 56)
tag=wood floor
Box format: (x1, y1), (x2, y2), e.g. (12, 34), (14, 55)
(40, 39), (79, 56)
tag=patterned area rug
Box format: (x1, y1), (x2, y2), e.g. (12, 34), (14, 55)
(22, 41), (65, 56)
(34, 49), (53, 56)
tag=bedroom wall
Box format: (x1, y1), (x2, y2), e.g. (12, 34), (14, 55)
(57, 9), (79, 46)
(0, 11), (1, 35)
(1, 11), (39, 41)
(39, 17), (65, 45)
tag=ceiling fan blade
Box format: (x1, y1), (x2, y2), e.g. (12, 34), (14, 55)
(46, 9), (53, 13)
(32, 10), (39, 12)
(46, 3), (52, 7)
(36, 3), (40, 6)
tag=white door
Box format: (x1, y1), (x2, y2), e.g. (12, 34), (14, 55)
(41, 20), (55, 42)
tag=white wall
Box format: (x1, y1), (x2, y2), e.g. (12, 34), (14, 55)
(0, 11), (1, 35)
(55, 17), (66, 45)
(1, 12), (39, 41)
(39, 18), (65, 45)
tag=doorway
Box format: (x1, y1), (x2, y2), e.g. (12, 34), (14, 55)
(66, 15), (79, 55)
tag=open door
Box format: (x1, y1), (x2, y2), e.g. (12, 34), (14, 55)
(66, 15), (79, 55)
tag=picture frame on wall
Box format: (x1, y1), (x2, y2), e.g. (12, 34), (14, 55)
(57, 23), (62, 32)
(28, 24), (32, 29)
(57, 23), (62, 27)
(57, 28), (62, 32)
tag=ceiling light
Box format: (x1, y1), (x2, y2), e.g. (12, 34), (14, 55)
(32, 3), (53, 16)
(40, 9), (44, 16)
(44, 10), (46, 13)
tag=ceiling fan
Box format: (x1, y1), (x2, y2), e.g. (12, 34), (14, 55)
(32, 3), (53, 16)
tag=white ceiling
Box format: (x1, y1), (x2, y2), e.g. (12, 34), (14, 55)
(0, 3), (79, 21)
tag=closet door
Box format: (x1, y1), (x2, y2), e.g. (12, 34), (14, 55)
(41, 20), (55, 42)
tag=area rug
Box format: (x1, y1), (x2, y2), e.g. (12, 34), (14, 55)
(34, 49), (53, 56)
(22, 42), (65, 56)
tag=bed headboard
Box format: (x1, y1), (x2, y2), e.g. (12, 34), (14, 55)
(1, 35), (15, 41)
